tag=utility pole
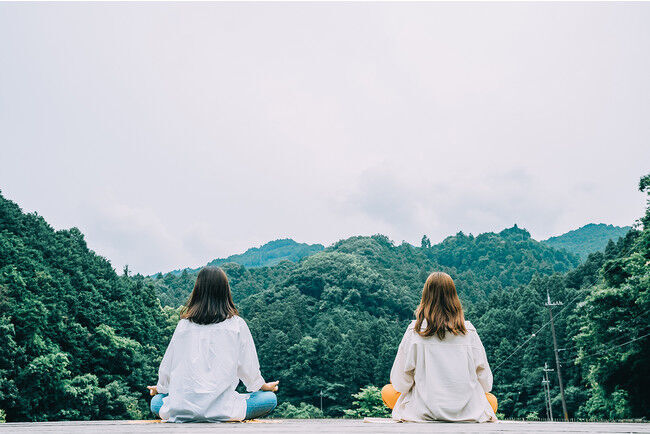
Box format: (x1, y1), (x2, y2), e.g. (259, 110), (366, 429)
(542, 362), (554, 421)
(541, 376), (550, 421)
(546, 290), (568, 421)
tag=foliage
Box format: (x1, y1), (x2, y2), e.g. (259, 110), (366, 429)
(156, 228), (579, 309)
(273, 402), (324, 419)
(343, 386), (391, 418)
(573, 176), (650, 419)
(543, 224), (631, 260)
(0, 193), (166, 421)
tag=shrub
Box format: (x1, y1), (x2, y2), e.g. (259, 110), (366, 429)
(273, 402), (324, 419)
(343, 386), (390, 418)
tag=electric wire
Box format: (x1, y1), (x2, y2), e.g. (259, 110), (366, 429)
(555, 307), (650, 358)
(492, 289), (586, 372)
(494, 293), (650, 372)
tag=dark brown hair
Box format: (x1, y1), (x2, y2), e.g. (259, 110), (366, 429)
(181, 266), (238, 325)
(414, 272), (467, 339)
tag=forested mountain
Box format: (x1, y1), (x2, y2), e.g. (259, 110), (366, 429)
(0, 192), (175, 421)
(1, 174), (648, 422)
(164, 239), (324, 276)
(543, 223), (631, 260)
(154, 226), (579, 309)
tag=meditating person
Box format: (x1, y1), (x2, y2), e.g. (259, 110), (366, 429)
(147, 266), (279, 422)
(381, 272), (498, 423)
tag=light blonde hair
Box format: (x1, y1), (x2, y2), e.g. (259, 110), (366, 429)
(414, 272), (466, 339)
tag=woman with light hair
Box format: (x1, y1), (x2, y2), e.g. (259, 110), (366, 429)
(381, 272), (498, 423)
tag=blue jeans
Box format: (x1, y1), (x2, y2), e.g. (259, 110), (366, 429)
(150, 393), (167, 418)
(150, 391), (277, 420)
(245, 391), (277, 419)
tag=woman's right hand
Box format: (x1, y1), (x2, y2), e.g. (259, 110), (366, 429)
(261, 380), (279, 392)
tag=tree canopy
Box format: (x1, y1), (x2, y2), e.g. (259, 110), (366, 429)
(543, 224), (631, 260)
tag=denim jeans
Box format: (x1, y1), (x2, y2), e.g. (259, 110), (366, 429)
(245, 391), (277, 419)
(150, 391), (277, 420)
(150, 393), (167, 418)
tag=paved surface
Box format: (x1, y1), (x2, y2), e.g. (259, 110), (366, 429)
(1, 419), (649, 433)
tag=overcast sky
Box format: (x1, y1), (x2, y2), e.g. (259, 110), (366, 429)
(1, 2), (649, 275)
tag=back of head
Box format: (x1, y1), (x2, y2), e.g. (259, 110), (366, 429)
(414, 272), (466, 339)
(181, 266), (238, 325)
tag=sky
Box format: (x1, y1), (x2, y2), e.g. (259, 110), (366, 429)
(1, 2), (649, 275)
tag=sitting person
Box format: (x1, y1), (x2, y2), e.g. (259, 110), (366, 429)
(381, 272), (498, 423)
(147, 266), (279, 422)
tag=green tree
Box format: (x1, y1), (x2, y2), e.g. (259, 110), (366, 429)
(573, 173), (650, 419)
(343, 386), (390, 418)
(273, 402), (324, 419)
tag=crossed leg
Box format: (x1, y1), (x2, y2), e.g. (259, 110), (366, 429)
(381, 384), (498, 413)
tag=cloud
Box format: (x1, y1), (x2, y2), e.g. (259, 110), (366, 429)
(1, 3), (648, 273)
(341, 166), (571, 245)
(75, 191), (187, 273)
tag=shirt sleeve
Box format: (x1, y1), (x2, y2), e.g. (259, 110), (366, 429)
(470, 329), (493, 393)
(156, 323), (179, 394)
(237, 319), (266, 392)
(390, 325), (416, 394)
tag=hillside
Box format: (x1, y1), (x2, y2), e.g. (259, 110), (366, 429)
(165, 239), (324, 276)
(208, 239), (324, 268)
(542, 223), (631, 259)
(154, 225), (579, 309)
(0, 192), (171, 422)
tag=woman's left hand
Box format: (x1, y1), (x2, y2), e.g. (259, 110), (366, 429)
(261, 381), (279, 392)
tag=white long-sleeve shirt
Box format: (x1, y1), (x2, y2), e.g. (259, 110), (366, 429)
(390, 320), (497, 423)
(156, 316), (265, 422)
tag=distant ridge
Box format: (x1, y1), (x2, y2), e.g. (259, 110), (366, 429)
(542, 223), (631, 260)
(167, 239), (324, 275)
(161, 222), (629, 276)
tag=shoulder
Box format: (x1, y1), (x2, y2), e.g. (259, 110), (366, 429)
(232, 315), (250, 331)
(169, 318), (190, 340)
(464, 320), (485, 346)
(402, 320), (418, 342)
(405, 320), (421, 337)
(464, 321), (481, 340)
(464, 320), (477, 332)
(175, 318), (190, 330)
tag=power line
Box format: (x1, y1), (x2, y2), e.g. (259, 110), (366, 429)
(558, 327), (650, 359)
(493, 289), (586, 372)
(489, 285), (648, 421)
(493, 328), (546, 372)
(553, 308), (650, 358)
(571, 331), (650, 363)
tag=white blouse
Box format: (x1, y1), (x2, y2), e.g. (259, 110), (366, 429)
(390, 320), (497, 423)
(155, 316), (265, 422)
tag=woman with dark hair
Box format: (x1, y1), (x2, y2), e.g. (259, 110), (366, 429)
(381, 272), (498, 422)
(147, 266), (279, 422)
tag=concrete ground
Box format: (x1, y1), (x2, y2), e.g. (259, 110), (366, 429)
(1, 419), (649, 433)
